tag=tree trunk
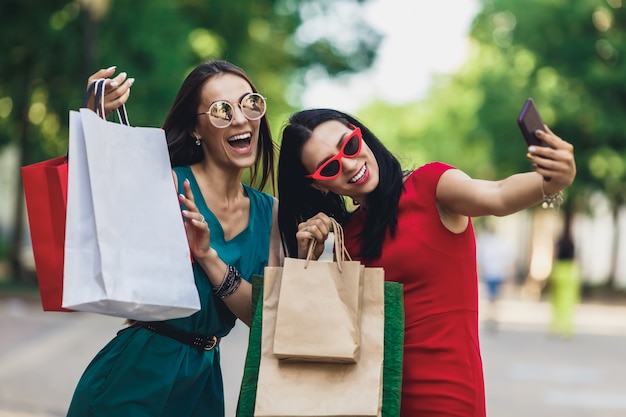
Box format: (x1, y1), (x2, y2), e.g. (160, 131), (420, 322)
(606, 202), (621, 290)
(9, 111), (35, 283)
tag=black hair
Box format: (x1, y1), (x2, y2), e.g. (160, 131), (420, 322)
(162, 60), (276, 192)
(277, 108), (404, 259)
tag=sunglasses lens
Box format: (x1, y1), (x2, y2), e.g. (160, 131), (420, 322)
(208, 101), (234, 128)
(344, 134), (360, 156)
(241, 93), (266, 120)
(319, 160), (341, 178)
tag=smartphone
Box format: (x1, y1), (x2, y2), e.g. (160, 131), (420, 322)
(517, 98), (547, 147)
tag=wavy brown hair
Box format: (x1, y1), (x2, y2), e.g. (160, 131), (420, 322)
(162, 60), (276, 192)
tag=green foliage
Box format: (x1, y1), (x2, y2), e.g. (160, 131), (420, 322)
(0, 0), (86, 161)
(351, 0), (626, 215)
(470, 0), (626, 207)
(0, 0), (381, 162)
(0, 0), (381, 282)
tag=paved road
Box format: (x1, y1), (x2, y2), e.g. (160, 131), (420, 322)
(1, 293), (626, 417)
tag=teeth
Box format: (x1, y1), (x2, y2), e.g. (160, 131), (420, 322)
(228, 133), (251, 142)
(350, 164), (366, 183)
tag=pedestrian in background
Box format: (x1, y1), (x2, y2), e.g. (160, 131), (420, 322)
(476, 222), (517, 330)
(549, 234), (580, 337)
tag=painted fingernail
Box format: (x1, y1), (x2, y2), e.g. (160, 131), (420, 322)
(184, 178), (190, 185)
(179, 194), (185, 199)
(120, 72), (127, 80)
(106, 65), (117, 72)
(528, 146), (536, 153)
(127, 78), (135, 86)
(110, 81), (119, 88)
(535, 129), (544, 136)
(526, 152), (533, 160)
(182, 210), (189, 215)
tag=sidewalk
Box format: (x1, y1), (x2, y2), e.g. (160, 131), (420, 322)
(2, 286), (626, 417)
(478, 284), (626, 335)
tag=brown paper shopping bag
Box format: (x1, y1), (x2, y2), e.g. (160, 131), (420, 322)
(273, 219), (364, 363)
(254, 265), (385, 417)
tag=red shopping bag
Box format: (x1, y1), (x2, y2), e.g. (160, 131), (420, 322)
(21, 156), (73, 311)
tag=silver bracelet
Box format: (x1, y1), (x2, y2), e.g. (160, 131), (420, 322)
(212, 264), (243, 299)
(541, 181), (564, 213)
(211, 266), (230, 294)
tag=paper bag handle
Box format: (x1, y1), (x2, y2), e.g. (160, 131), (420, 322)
(82, 78), (130, 126)
(304, 218), (352, 271)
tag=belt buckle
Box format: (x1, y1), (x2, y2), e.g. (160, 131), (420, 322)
(204, 335), (218, 351)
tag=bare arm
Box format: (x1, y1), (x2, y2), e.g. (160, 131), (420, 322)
(437, 125), (576, 221)
(268, 198), (284, 267)
(176, 175), (254, 326)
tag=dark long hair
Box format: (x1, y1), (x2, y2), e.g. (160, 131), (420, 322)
(162, 60), (276, 192)
(278, 109), (404, 259)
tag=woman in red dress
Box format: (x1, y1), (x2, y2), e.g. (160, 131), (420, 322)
(276, 109), (576, 416)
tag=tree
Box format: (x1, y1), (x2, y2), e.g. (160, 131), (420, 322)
(0, 0), (381, 282)
(351, 1), (626, 288)
(469, 0), (626, 288)
(471, 0), (626, 204)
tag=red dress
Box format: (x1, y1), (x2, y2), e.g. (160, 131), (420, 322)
(344, 162), (486, 417)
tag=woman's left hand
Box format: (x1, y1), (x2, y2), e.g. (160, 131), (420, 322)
(85, 66), (134, 117)
(526, 126), (576, 194)
(296, 213), (334, 259)
(179, 178), (215, 262)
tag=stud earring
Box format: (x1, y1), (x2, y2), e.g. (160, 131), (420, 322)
(195, 135), (201, 146)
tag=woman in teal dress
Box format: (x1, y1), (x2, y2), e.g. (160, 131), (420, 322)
(66, 60), (282, 417)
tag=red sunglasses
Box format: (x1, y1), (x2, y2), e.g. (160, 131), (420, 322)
(305, 125), (363, 181)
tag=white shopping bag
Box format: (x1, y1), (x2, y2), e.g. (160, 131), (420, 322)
(62, 103), (200, 320)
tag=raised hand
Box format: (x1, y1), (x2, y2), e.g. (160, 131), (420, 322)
(526, 125), (576, 195)
(85, 66), (134, 117)
(178, 178), (214, 262)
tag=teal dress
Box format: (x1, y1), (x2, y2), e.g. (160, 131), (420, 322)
(66, 166), (274, 417)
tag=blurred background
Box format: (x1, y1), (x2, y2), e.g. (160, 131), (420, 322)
(1, 0), (626, 416)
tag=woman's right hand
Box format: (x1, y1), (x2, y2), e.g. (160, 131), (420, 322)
(85, 66), (134, 117)
(296, 212), (334, 259)
(178, 178), (215, 263)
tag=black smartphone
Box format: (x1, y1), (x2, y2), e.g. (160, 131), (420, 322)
(517, 98), (547, 147)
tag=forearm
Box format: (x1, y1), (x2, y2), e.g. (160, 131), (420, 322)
(196, 250), (253, 326)
(491, 172), (555, 216)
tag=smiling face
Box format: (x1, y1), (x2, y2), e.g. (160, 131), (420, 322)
(302, 120), (380, 204)
(193, 73), (260, 170)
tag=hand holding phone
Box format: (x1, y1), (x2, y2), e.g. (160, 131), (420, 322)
(518, 98), (552, 181)
(517, 98), (548, 147)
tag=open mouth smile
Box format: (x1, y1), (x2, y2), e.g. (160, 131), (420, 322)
(349, 164), (367, 183)
(228, 132), (252, 150)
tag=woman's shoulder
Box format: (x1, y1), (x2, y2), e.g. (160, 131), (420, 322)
(405, 162), (456, 185)
(243, 185), (275, 209)
(416, 161), (456, 175)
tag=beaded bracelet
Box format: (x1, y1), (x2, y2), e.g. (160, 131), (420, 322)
(212, 264), (243, 299)
(219, 269), (242, 299)
(541, 181), (564, 213)
(212, 265), (234, 295)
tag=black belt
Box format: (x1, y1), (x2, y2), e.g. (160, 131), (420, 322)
(133, 321), (219, 352)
